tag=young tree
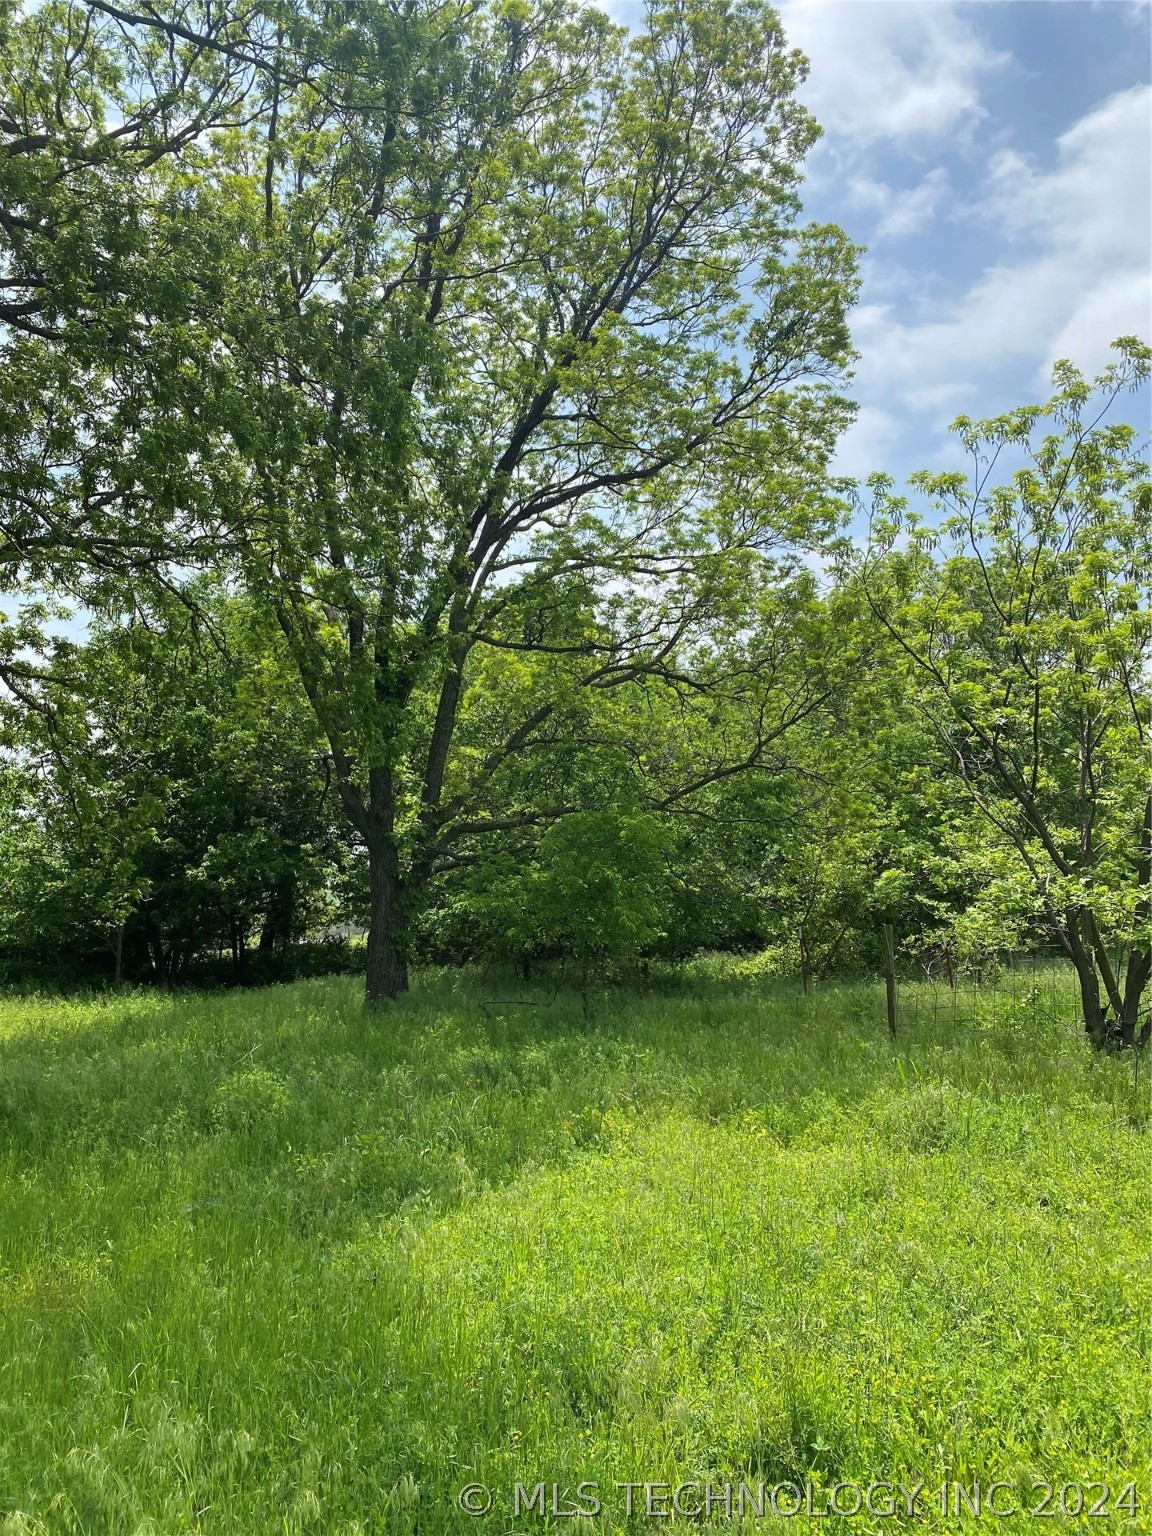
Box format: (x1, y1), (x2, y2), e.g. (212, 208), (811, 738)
(451, 809), (671, 996)
(417, 560), (850, 967)
(856, 340), (1151, 1049)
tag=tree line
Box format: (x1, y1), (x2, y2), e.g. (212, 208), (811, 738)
(0, 0), (1147, 1046)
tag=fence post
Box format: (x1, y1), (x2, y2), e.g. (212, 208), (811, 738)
(883, 923), (898, 1038)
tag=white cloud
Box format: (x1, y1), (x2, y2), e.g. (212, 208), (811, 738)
(778, 0), (1006, 147)
(1045, 271), (1151, 374)
(849, 84), (1152, 422)
(983, 84), (1149, 260)
(848, 167), (950, 239)
(829, 403), (902, 478)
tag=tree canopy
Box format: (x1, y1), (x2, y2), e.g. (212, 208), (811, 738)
(1, 0), (1147, 1050)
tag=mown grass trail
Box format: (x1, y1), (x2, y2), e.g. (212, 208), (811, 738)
(0, 969), (1147, 1533)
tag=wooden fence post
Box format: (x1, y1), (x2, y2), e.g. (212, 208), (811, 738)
(883, 923), (898, 1038)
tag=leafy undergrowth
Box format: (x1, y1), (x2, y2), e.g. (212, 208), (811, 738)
(0, 970), (1146, 1533)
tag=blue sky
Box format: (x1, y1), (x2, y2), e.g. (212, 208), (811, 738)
(610, 0), (1151, 488)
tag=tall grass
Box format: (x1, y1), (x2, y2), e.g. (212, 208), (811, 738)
(0, 967), (1146, 1532)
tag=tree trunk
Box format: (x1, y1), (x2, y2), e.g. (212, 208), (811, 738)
(1072, 953), (1110, 1048)
(148, 929), (168, 987)
(1121, 791), (1152, 1049)
(1119, 947), (1151, 1048)
(1065, 908), (1111, 1047)
(1063, 906), (1150, 1050)
(230, 919), (247, 985)
(260, 876), (297, 951)
(365, 829), (409, 1005)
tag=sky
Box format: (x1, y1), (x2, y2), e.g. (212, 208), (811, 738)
(608, 0), (1152, 488)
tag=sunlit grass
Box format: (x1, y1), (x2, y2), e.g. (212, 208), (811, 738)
(0, 968), (1146, 1532)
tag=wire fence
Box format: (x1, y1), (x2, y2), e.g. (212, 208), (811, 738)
(888, 949), (1083, 1036)
(890, 958), (1081, 1032)
(783, 940), (1089, 1038)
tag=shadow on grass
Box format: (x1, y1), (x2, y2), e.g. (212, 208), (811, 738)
(0, 968), (1146, 1534)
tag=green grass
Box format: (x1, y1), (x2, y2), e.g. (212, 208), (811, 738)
(0, 967), (1147, 1533)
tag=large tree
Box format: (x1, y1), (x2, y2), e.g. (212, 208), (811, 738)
(4, 0), (858, 1003)
(855, 340), (1151, 1049)
(188, 0), (857, 1001)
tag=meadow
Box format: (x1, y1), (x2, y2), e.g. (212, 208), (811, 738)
(0, 965), (1147, 1533)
